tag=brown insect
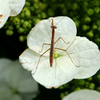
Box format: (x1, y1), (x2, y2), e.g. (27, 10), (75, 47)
(33, 18), (78, 74)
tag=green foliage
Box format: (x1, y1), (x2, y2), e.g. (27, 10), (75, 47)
(2, 0), (100, 46)
(2, 0), (100, 48)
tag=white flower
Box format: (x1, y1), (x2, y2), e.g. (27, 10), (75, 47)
(0, 58), (38, 100)
(0, 58), (12, 80)
(0, 0), (25, 28)
(19, 16), (100, 88)
(62, 89), (100, 100)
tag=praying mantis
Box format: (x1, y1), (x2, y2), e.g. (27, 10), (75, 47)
(33, 17), (79, 74)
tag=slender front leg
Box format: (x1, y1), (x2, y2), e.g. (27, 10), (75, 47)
(39, 43), (51, 53)
(54, 37), (69, 45)
(40, 37), (69, 53)
(54, 47), (79, 67)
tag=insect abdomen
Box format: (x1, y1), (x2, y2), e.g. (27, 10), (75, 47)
(50, 28), (55, 67)
(50, 42), (54, 67)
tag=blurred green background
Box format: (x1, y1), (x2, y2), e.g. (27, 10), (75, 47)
(0, 0), (100, 100)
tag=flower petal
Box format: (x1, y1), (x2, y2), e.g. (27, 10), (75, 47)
(0, 83), (12, 100)
(9, 0), (25, 16)
(63, 89), (100, 100)
(10, 95), (22, 100)
(67, 36), (100, 79)
(18, 78), (38, 93)
(4, 59), (38, 94)
(0, 58), (12, 80)
(32, 55), (79, 88)
(19, 49), (43, 72)
(0, 0), (10, 28)
(27, 16), (77, 55)
(21, 94), (37, 100)
(4, 60), (24, 88)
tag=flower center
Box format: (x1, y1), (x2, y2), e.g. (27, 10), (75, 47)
(54, 51), (62, 59)
(12, 88), (18, 94)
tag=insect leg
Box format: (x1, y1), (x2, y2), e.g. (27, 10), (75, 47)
(54, 48), (79, 67)
(54, 37), (69, 45)
(39, 43), (51, 53)
(32, 48), (50, 75)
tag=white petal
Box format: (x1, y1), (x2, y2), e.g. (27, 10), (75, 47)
(0, 83), (12, 100)
(9, 0), (25, 16)
(27, 16), (77, 55)
(73, 37), (99, 59)
(0, 58), (12, 80)
(18, 78), (38, 93)
(63, 89), (100, 100)
(0, 58), (12, 71)
(4, 59), (38, 93)
(4, 60), (24, 88)
(0, 83), (22, 100)
(21, 95), (36, 100)
(10, 95), (22, 100)
(0, 0), (10, 28)
(67, 36), (100, 79)
(33, 55), (79, 88)
(19, 49), (43, 72)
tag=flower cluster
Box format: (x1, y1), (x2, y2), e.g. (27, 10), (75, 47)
(0, 0), (25, 28)
(19, 16), (100, 88)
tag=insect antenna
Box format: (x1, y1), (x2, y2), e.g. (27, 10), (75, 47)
(55, 17), (65, 26)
